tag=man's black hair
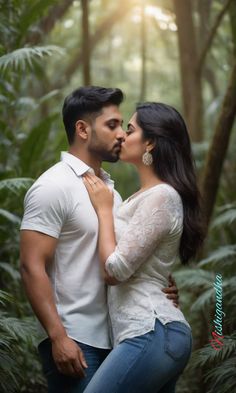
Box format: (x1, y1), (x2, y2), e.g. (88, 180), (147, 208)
(62, 86), (124, 144)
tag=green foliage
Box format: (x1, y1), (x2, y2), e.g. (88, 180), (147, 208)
(199, 244), (236, 270)
(211, 203), (236, 228)
(0, 46), (65, 73)
(190, 334), (236, 393)
(0, 1), (235, 392)
(0, 291), (46, 393)
(175, 201), (236, 393)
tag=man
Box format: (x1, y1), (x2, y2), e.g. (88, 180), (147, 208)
(20, 86), (178, 393)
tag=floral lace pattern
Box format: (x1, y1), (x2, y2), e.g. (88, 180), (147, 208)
(105, 184), (190, 346)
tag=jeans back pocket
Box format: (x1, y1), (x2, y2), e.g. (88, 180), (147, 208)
(164, 322), (192, 361)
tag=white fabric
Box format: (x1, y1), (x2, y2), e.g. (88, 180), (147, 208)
(20, 152), (122, 349)
(105, 184), (190, 346)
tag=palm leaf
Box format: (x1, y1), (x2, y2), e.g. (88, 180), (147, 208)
(0, 45), (65, 73)
(19, 113), (58, 175)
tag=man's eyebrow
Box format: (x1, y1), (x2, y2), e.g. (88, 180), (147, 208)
(106, 118), (123, 125)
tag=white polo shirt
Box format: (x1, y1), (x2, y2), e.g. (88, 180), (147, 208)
(20, 152), (122, 349)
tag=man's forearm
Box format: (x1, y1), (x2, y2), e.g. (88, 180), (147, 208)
(21, 266), (66, 341)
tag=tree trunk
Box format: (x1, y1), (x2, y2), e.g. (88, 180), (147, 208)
(81, 0), (91, 85)
(197, 0), (219, 97)
(63, 2), (134, 85)
(174, 0), (203, 142)
(140, 0), (147, 102)
(200, 60), (236, 230)
(229, 0), (236, 55)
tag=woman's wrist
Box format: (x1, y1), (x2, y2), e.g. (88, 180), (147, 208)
(97, 206), (113, 217)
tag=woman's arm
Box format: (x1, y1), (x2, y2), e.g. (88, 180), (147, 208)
(83, 173), (180, 308)
(83, 173), (119, 284)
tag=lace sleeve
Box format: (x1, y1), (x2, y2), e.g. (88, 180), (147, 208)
(105, 189), (176, 281)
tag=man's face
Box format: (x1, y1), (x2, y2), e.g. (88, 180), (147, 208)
(88, 105), (124, 162)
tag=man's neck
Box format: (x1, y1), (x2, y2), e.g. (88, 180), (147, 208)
(68, 147), (102, 176)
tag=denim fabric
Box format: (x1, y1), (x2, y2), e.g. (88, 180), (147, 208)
(38, 338), (110, 393)
(83, 319), (192, 393)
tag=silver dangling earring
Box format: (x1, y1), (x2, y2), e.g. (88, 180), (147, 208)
(142, 150), (153, 166)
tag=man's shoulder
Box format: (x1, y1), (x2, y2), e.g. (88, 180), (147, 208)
(25, 161), (76, 203)
(34, 161), (75, 189)
(38, 161), (68, 180)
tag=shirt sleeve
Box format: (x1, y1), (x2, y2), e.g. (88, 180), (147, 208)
(105, 190), (175, 282)
(20, 180), (68, 238)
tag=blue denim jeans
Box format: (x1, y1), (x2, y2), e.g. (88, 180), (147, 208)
(38, 338), (110, 393)
(83, 319), (192, 393)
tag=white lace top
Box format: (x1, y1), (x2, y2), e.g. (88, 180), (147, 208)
(105, 183), (190, 346)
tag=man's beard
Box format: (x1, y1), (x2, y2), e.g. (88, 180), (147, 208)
(88, 128), (121, 162)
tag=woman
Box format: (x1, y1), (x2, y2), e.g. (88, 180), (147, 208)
(82, 102), (204, 393)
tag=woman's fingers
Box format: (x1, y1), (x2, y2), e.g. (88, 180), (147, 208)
(83, 173), (106, 190)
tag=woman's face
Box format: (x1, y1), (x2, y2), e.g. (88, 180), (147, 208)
(120, 112), (148, 164)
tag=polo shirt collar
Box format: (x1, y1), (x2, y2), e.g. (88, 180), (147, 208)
(60, 151), (114, 186)
(61, 151), (90, 176)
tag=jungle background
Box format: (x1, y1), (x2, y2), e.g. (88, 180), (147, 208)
(0, 0), (236, 392)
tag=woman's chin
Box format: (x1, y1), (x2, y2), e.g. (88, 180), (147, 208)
(119, 151), (128, 162)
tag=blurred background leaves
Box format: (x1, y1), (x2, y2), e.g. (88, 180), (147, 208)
(0, 0), (235, 391)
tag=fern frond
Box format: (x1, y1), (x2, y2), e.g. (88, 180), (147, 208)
(0, 315), (37, 342)
(0, 290), (13, 305)
(191, 287), (215, 312)
(0, 45), (65, 73)
(0, 351), (20, 393)
(205, 356), (236, 393)
(199, 245), (236, 268)
(191, 332), (236, 368)
(173, 268), (214, 290)
(211, 204), (236, 228)
(0, 178), (34, 196)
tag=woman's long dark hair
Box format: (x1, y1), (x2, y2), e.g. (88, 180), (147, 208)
(136, 102), (204, 264)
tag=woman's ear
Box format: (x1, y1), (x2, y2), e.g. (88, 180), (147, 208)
(75, 120), (90, 140)
(146, 139), (155, 152)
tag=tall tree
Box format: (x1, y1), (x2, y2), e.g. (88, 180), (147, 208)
(81, 0), (91, 85)
(174, 0), (203, 142)
(200, 59), (236, 231)
(200, 0), (236, 232)
(140, 0), (147, 101)
(174, 0), (233, 142)
(62, 1), (135, 85)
